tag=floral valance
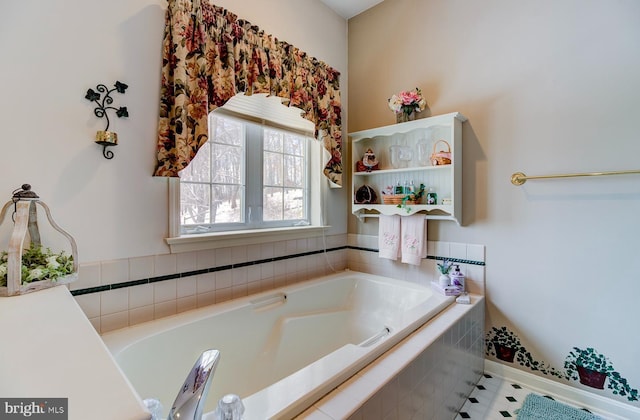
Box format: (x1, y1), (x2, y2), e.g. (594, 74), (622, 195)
(154, 0), (343, 186)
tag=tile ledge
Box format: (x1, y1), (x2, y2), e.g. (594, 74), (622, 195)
(166, 225), (331, 253)
(307, 296), (484, 419)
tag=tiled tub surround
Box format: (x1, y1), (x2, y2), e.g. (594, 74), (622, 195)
(71, 235), (484, 334)
(347, 235), (486, 295)
(72, 234), (348, 333)
(298, 295), (485, 419)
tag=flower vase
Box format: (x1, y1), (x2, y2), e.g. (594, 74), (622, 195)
(396, 110), (416, 123)
(438, 274), (450, 288)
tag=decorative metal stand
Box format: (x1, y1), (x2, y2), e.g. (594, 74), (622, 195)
(85, 81), (129, 160)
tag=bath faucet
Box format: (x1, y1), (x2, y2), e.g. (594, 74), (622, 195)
(167, 349), (220, 420)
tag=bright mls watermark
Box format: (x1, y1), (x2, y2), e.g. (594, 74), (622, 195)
(0, 399), (67, 419)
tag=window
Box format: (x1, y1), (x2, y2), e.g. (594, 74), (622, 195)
(166, 94), (327, 253)
(178, 114), (311, 234)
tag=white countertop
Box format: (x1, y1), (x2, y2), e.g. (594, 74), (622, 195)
(0, 286), (150, 420)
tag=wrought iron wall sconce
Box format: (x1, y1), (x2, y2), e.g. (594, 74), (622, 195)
(85, 81), (129, 159)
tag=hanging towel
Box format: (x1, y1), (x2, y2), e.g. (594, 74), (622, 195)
(378, 215), (401, 260)
(401, 214), (427, 266)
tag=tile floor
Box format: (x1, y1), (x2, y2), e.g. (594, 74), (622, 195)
(455, 373), (606, 419)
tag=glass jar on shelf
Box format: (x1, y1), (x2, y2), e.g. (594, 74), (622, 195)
(426, 187), (437, 205)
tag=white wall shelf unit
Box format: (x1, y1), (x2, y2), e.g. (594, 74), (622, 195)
(350, 112), (467, 224)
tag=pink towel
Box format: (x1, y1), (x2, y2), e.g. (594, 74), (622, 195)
(378, 215), (401, 260)
(401, 214), (427, 266)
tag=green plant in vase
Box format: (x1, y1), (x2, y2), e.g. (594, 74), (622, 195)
(397, 183), (425, 213)
(0, 244), (74, 287)
(436, 259), (452, 275)
(436, 258), (453, 288)
(564, 347), (639, 400)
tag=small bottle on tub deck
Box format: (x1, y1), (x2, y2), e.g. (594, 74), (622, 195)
(450, 264), (465, 292)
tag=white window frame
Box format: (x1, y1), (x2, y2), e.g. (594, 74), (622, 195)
(165, 102), (329, 253)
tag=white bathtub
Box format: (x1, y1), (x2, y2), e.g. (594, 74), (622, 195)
(101, 270), (454, 419)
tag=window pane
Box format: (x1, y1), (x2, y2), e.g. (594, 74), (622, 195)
(263, 151), (283, 187)
(283, 188), (304, 220)
(263, 186), (283, 221)
(212, 143), (243, 184)
(211, 115), (243, 146)
(212, 185), (243, 223)
(263, 128), (306, 222)
(263, 187), (304, 221)
(264, 129), (283, 152)
(283, 133), (303, 156)
(179, 142), (210, 182)
(284, 155), (303, 188)
(180, 183), (210, 225)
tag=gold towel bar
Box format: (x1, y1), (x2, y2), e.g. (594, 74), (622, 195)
(511, 169), (640, 186)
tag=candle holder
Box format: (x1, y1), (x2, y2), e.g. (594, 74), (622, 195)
(85, 81), (129, 159)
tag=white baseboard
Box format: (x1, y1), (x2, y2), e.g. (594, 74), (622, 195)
(484, 359), (640, 420)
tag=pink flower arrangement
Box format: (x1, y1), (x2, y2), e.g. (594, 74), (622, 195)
(388, 88), (427, 115)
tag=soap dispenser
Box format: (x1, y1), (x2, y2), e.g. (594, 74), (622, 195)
(450, 264), (465, 292)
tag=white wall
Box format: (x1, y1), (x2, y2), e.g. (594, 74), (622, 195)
(348, 0), (640, 407)
(0, 0), (347, 263)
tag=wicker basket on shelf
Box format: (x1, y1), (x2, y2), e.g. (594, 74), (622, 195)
(382, 194), (418, 205)
(430, 140), (452, 165)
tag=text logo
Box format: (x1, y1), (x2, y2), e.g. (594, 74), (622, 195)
(0, 399), (67, 419)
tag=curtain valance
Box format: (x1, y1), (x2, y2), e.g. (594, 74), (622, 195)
(154, 0), (343, 186)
